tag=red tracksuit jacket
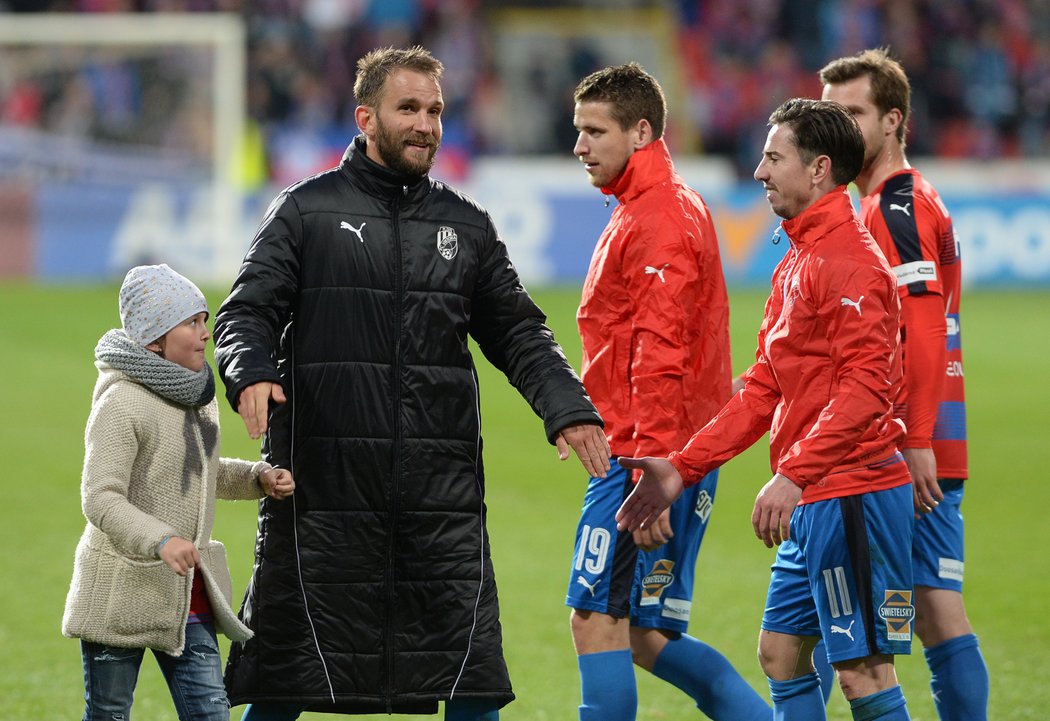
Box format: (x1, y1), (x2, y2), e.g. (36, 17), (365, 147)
(579, 139), (732, 459)
(669, 188), (910, 503)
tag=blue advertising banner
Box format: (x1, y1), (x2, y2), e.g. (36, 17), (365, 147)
(466, 174), (1050, 288)
(18, 162), (1050, 288)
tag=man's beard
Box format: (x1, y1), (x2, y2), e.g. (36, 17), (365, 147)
(374, 119), (439, 177)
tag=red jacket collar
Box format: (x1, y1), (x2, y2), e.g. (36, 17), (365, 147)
(602, 138), (675, 202)
(781, 186), (855, 247)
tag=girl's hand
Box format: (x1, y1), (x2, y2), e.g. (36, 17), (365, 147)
(260, 467), (295, 500)
(159, 536), (200, 576)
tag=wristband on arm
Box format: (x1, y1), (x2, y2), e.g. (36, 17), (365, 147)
(156, 535), (172, 557)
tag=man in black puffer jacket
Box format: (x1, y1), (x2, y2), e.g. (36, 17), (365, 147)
(213, 46), (610, 721)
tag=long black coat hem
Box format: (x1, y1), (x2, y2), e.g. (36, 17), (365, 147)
(227, 689), (515, 715)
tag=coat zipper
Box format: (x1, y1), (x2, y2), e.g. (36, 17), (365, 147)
(384, 186), (406, 711)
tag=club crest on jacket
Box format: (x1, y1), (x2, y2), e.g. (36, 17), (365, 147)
(437, 226), (458, 260)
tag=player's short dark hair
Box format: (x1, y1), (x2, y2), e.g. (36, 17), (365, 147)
(573, 62), (667, 139)
(354, 46), (444, 107)
(768, 98), (865, 186)
(819, 47), (911, 148)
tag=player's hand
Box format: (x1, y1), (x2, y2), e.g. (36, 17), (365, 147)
(237, 382), (287, 439)
(633, 508), (673, 551)
(556, 424), (611, 478)
(903, 447), (941, 516)
(260, 467), (295, 500)
(751, 473), (802, 548)
(159, 536), (200, 576)
(615, 457), (683, 532)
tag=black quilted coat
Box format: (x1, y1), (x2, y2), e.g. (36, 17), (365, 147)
(213, 137), (601, 714)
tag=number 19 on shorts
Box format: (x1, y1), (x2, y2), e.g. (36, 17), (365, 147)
(575, 524), (611, 574)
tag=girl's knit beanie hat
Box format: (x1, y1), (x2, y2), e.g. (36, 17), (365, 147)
(118, 264), (209, 346)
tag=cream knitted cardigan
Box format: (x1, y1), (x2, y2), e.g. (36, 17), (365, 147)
(62, 367), (267, 655)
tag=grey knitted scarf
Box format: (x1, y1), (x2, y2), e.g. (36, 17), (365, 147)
(95, 329), (216, 408)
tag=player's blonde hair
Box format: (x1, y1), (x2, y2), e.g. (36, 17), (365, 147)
(354, 46), (444, 108)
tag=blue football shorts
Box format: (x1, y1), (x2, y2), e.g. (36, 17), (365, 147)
(565, 457), (719, 634)
(761, 483), (914, 664)
(912, 479), (966, 592)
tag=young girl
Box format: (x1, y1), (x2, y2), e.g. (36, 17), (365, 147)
(62, 264), (294, 720)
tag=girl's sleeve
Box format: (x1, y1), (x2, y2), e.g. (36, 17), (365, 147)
(216, 458), (268, 500)
(81, 388), (176, 558)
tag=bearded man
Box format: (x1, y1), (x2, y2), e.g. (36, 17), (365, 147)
(214, 46), (610, 721)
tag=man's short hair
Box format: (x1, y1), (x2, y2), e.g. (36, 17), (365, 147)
(819, 47), (911, 147)
(768, 98), (865, 186)
(573, 62), (667, 139)
(354, 46), (444, 107)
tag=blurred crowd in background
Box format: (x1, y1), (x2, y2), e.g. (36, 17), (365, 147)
(1, 0), (1048, 186)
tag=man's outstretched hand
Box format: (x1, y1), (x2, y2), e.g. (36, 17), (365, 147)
(633, 508), (673, 551)
(614, 457), (684, 531)
(556, 424), (612, 478)
(237, 381), (287, 439)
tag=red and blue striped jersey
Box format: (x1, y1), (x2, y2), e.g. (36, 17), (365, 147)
(860, 169), (968, 479)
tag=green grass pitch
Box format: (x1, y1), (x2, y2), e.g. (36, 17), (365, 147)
(1, 282), (1046, 720)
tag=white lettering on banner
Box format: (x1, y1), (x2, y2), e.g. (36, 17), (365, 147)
(1011, 208), (1050, 279)
(109, 184), (246, 282)
(947, 360), (964, 377)
(955, 206), (1050, 284)
(110, 184), (179, 271)
(94, 167), (1050, 287)
(467, 190), (554, 285)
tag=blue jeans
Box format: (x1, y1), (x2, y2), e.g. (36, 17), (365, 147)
(80, 622), (229, 721)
